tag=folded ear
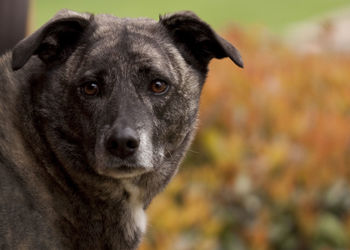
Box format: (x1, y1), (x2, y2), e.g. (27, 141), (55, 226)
(160, 11), (243, 72)
(12, 10), (92, 71)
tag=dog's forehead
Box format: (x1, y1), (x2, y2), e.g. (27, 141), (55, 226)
(83, 14), (189, 82)
(87, 15), (166, 60)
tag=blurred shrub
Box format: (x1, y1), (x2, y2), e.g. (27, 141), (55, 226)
(140, 26), (350, 250)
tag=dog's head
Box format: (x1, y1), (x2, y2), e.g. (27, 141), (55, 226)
(12, 10), (242, 196)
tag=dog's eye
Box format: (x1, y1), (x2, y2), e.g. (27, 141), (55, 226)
(149, 80), (169, 95)
(82, 82), (99, 96)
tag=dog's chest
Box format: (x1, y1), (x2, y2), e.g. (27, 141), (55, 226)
(122, 181), (147, 235)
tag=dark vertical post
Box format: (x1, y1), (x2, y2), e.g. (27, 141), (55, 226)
(0, 0), (30, 55)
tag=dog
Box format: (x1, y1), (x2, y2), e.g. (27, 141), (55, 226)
(0, 9), (243, 249)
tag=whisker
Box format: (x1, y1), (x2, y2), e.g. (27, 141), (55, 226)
(187, 149), (199, 154)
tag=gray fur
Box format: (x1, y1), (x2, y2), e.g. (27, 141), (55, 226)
(0, 9), (242, 249)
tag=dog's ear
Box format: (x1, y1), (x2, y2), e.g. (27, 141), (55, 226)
(160, 11), (243, 71)
(12, 10), (92, 71)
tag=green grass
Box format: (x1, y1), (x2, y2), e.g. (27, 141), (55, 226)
(34, 0), (350, 32)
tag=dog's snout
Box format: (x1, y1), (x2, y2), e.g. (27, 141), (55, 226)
(106, 127), (140, 159)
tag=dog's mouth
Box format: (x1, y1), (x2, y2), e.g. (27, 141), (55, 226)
(96, 165), (152, 179)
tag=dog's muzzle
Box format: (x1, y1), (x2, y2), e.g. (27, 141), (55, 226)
(94, 124), (154, 179)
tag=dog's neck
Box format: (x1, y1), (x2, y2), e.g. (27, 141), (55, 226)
(52, 180), (146, 249)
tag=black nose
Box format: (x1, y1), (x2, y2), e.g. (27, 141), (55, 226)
(106, 127), (140, 159)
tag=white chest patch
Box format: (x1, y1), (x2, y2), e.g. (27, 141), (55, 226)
(132, 203), (147, 234)
(122, 180), (147, 235)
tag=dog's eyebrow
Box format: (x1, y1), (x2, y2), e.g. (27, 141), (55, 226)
(81, 69), (106, 79)
(81, 70), (97, 78)
(137, 64), (174, 83)
(131, 52), (178, 82)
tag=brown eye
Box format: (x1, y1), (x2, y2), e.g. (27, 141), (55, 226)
(83, 82), (99, 96)
(150, 80), (169, 95)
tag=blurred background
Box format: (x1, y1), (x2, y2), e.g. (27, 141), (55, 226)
(2, 0), (350, 249)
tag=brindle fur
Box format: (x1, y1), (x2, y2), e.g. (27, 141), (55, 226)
(0, 9), (243, 249)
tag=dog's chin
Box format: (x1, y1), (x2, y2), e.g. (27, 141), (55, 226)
(96, 165), (153, 179)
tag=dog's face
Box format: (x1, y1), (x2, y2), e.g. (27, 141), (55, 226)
(12, 10), (242, 198)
